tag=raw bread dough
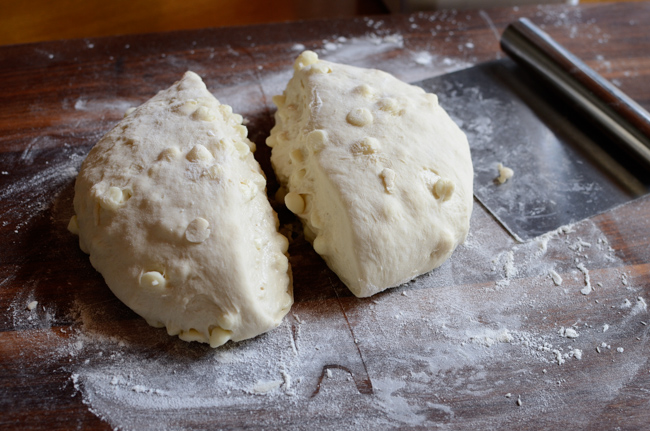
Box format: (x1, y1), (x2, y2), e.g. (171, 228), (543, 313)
(267, 51), (473, 298)
(70, 71), (292, 347)
(496, 162), (514, 184)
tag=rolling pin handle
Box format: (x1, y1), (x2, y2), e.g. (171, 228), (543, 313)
(500, 18), (650, 169)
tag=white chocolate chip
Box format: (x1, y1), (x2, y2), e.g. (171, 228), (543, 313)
(313, 236), (327, 255)
(285, 192), (305, 214)
(185, 217), (211, 243)
(99, 186), (131, 211)
(209, 327), (232, 347)
(235, 125), (248, 139)
(239, 180), (259, 201)
(352, 137), (380, 155)
(306, 129), (327, 154)
(425, 93), (438, 106)
(205, 164), (224, 180)
(217, 313), (237, 331)
(310, 211), (323, 229)
(377, 97), (400, 115)
(254, 237), (264, 250)
(175, 100), (198, 115)
(232, 113), (243, 124)
(147, 164), (160, 178)
(354, 84), (375, 99)
(233, 140), (250, 157)
(140, 271), (166, 289)
(346, 108), (373, 127)
(294, 50), (319, 71)
(218, 104), (233, 116)
(216, 138), (231, 152)
(178, 328), (207, 343)
(176, 73), (201, 90)
(380, 168), (396, 194)
(275, 187), (288, 204)
(273, 253), (289, 272)
(278, 234), (289, 254)
(67, 215), (79, 235)
(192, 106), (216, 122)
(266, 134), (278, 148)
(382, 199), (402, 221)
(158, 147), (181, 161)
(308, 63), (332, 74)
(27, 301), (38, 311)
(433, 178), (455, 201)
(272, 94), (286, 108)
(186, 144), (214, 162)
(250, 171), (266, 189)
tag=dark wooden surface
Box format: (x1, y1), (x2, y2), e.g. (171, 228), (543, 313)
(1, 3), (650, 430)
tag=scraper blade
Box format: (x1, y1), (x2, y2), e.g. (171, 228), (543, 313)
(414, 19), (650, 242)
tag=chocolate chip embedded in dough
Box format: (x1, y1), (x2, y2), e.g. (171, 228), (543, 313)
(346, 107), (373, 127)
(185, 217), (211, 243)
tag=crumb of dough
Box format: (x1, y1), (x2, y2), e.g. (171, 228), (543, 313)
(549, 269), (563, 286)
(27, 300), (38, 311)
(559, 327), (579, 338)
(496, 163), (514, 184)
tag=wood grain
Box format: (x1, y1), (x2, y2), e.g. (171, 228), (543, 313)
(1, 3), (650, 430)
(0, 0), (389, 46)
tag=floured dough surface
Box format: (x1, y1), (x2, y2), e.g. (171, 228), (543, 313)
(267, 51), (473, 297)
(70, 71), (292, 347)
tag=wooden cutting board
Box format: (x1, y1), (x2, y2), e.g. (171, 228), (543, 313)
(1, 3), (650, 430)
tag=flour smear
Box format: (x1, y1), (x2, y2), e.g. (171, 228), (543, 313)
(59, 204), (648, 431)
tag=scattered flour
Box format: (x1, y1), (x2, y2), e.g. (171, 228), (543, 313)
(251, 380), (283, 394)
(413, 51), (434, 65)
(30, 206), (642, 431)
(577, 263), (593, 295)
(73, 98), (135, 114)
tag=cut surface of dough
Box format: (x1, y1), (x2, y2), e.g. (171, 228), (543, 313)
(267, 51), (473, 297)
(71, 71), (292, 347)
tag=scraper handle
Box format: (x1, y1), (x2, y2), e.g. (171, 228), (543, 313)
(500, 18), (650, 169)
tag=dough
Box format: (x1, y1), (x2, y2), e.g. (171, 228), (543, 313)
(70, 71), (292, 347)
(267, 51), (473, 298)
(496, 162), (514, 184)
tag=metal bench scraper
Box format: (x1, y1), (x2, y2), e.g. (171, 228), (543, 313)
(414, 18), (650, 241)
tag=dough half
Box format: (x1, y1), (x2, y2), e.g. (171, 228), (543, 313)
(267, 51), (473, 297)
(71, 71), (293, 347)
